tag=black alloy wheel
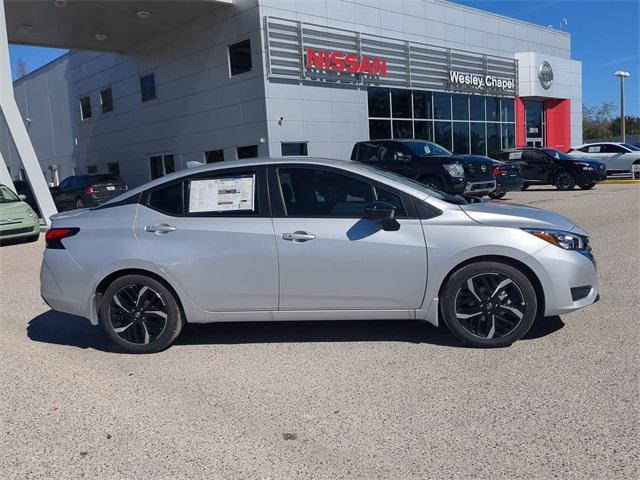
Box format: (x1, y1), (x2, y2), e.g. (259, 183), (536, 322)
(554, 171), (576, 191)
(440, 262), (537, 347)
(76, 197), (85, 209)
(100, 275), (183, 353)
(488, 191), (507, 199)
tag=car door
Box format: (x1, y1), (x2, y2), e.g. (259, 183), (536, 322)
(133, 166), (278, 312)
(522, 150), (552, 183)
(269, 164), (428, 312)
(601, 144), (630, 171)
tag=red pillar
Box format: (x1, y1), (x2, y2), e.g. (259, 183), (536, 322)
(545, 99), (571, 152)
(515, 97), (526, 147)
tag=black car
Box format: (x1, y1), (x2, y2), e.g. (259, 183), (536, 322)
(490, 147), (607, 191)
(51, 174), (128, 211)
(487, 160), (524, 199)
(351, 140), (495, 196)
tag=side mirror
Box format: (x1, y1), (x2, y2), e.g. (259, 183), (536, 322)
(394, 152), (411, 163)
(364, 201), (400, 231)
(18, 194), (27, 201)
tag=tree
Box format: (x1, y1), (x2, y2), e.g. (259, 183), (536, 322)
(582, 101), (639, 140)
(16, 58), (28, 78)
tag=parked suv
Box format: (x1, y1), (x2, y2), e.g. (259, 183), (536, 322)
(51, 174), (128, 211)
(351, 140), (495, 196)
(490, 147), (606, 191)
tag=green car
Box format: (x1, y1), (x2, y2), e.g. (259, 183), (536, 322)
(0, 184), (40, 243)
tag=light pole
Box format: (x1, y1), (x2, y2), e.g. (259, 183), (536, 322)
(614, 71), (631, 142)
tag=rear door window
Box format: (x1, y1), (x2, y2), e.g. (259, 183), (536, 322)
(186, 170), (259, 217)
(148, 182), (185, 216)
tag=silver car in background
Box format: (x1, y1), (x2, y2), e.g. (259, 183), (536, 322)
(570, 142), (640, 173)
(41, 158), (599, 353)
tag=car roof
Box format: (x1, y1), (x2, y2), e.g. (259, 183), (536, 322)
(572, 142), (625, 148)
(356, 139), (432, 144)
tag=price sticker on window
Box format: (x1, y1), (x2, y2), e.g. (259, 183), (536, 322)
(188, 175), (255, 213)
(508, 151), (523, 160)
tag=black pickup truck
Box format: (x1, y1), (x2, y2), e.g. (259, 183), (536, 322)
(351, 139), (496, 196)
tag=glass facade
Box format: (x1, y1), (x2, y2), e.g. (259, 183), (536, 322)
(367, 88), (516, 155)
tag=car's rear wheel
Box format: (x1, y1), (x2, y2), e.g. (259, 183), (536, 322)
(99, 275), (183, 353)
(554, 171), (576, 190)
(579, 182), (596, 190)
(440, 262), (537, 348)
(520, 185), (529, 191)
(75, 197), (85, 209)
(488, 191), (507, 199)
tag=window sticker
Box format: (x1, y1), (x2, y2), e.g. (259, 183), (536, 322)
(508, 151), (523, 160)
(189, 175), (255, 213)
(588, 146), (601, 153)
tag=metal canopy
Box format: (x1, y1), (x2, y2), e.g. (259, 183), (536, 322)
(5, 0), (232, 52)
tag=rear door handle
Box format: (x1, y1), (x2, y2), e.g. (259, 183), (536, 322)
(282, 231), (316, 243)
(145, 223), (177, 234)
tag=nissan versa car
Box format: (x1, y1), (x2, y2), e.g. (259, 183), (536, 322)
(41, 158), (599, 353)
(0, 184), (40, 243)
(569, 142), (640, 173)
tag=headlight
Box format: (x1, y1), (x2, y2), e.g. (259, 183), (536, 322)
(26, 209), (36, 218)
(573, 161), (594, 171)
(523, 228), (587, 250)
(443, 163), (465, 177)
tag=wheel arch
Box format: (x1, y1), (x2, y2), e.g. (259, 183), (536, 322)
(93, 268), (186, 323)
(437, 254), (546, 318)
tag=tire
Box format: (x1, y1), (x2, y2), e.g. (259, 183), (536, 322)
(75, 197), (85, 209)
(554, 171), (576, 191)
(520, 185), (529, 191)
(99, 274), (183, 353)
(488, 191), (507, 199)
(440, 261), (537, 348)
(418, 175), (444, 192)
(579, 182), (596, 190)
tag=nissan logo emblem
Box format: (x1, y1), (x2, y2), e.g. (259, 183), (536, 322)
(538, 61), (553, 90)
(481, 164), (487, 173)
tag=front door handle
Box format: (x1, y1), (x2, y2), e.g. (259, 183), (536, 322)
(282, 231), (316, 243)
(145, 223), (177, 234)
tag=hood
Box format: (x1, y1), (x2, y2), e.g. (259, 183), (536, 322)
(460, 200), (584, 233)
(569, 157), (606, 168)
(419, 154), (491, 164)
(0, 201), (31, 217)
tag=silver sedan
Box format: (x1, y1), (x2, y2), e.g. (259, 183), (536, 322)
(41, 158), (599, 353)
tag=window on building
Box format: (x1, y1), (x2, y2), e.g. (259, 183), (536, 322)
(281, 142), (308, 156)
(87, 165), (98, 174)
(149, 153), (175, 180)
(391, 89), (412, 118)
(367, 88), (516, 156)
(228, 39), (252, 76)
(108, 162), (120, 175)
(237, 145), (258, 159)
(100, 88), (113, 113)
(204, 149), (224, 163)
(140, 74), (157, 102)
(80, 96), (92, 120)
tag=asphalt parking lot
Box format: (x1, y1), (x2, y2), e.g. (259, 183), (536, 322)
(1, 184), (638, 479)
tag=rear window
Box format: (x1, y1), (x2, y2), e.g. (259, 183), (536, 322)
(90, 175), (122, 183)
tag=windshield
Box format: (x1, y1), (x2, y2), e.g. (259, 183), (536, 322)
(622, 143), (640, 151)
(0, 185), (20, 204)
(404, 141), (452, 157)
(356, 163), (467, 205)
(542, 148), (573, 160)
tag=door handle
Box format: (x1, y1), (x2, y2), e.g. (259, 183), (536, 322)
(282, 231), (316, 243)
(145, 223), (177, 234)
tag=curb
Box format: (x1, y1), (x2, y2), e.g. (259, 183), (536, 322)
(601, 180), (640, 185)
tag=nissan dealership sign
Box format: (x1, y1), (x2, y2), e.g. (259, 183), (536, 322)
(448, 71), (515, 91)
(306, 48), (388, 76)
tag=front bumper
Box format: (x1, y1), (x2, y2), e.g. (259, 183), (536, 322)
(0, 218), (39, 240)
(532, 245), (599, 316)
(576, 169), (607, 183)
(464, 179), (497, 196)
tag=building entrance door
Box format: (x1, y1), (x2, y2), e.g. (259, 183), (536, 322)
(525, 100), (545, 147)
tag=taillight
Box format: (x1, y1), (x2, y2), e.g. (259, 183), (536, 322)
(492, 167), (508, 176)
(45, 228), (79, 249)
(84, 186), (95, 195)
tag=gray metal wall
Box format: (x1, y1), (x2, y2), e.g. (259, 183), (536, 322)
(1, 53), (75, 184)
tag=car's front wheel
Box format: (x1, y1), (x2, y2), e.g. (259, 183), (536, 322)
(488, 191), (507, 199)
(99, 274), (183, 353)
(554, 171), (576, 190)
(440, 261), (537, 348)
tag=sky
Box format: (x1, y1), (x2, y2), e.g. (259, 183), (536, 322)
(8, 0), (640, 115)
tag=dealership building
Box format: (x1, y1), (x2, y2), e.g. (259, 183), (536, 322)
(1, 0), (582, 190)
